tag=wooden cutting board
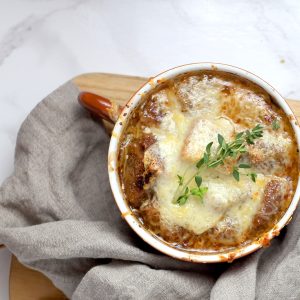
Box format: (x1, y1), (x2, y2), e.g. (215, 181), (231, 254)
(6, 72), (300, 299)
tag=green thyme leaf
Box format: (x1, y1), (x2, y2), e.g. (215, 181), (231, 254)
(236, 132), (244, 139)
(254, 124), (263, 131)
(233, 168), (240, 181)
(177, 195), (188, 206)
(272, 119), (280, 130)
(184, 187), (189, 195)
(218, 134), (225, 146)
(245, 130), (254, 144)
(195, 175), (202, 187)
(228, 151), (234, 157)
(177, 175), (184, 186)
(191, 187), (208, 200)
(196, 158), (205, 169)
(250, 173), (257, 182)
(239, 163), (251, 169)
(239, 147), (247, 153)
(206, 142), (213, 154)
(203, 152), (209, 163)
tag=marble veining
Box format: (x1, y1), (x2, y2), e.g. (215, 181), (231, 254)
(0, 0), (300, 299)
(0, 0), (86, 65)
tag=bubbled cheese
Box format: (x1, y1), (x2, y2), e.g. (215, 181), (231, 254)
(142, 73), (292, 239)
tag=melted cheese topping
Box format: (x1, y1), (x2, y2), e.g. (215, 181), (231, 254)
(119, 71), (298, 251)
(146, 103), (269, 237)
(142, 72), (294, 240)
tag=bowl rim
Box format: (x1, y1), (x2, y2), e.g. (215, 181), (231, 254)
(108, 62), (300, 263)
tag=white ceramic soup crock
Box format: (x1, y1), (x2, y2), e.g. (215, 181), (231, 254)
(78, 63), (300, 263)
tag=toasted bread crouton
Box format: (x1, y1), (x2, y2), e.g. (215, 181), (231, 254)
(140, 89), (169, 126)
(248, 130), (292, 173)
(181, 118), (234, 162)
(252, 177), (291, 228)
(174, 75), (222, 112)
(220, 86), (276, 127)
(144, 143), (163, 174)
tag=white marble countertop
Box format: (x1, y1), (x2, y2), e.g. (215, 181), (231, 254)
(1, 0), (300, 298)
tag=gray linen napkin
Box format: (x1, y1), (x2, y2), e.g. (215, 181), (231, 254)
(0, 81), (300, 300)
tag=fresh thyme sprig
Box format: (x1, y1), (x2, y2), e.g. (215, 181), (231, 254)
(176, 176), (208, 206)
(174, 124), (264, 206)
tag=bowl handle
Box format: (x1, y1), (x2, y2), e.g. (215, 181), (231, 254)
(78, 92), (123, 124)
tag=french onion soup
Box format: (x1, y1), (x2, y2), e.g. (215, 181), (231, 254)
(118, 70), (298, 253)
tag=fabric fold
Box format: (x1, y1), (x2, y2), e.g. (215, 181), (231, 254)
(1, 81), (299, 299)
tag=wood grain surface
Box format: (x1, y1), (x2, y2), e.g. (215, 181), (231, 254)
(10, 256), (67, 300)
(6, 72), (300, 300)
